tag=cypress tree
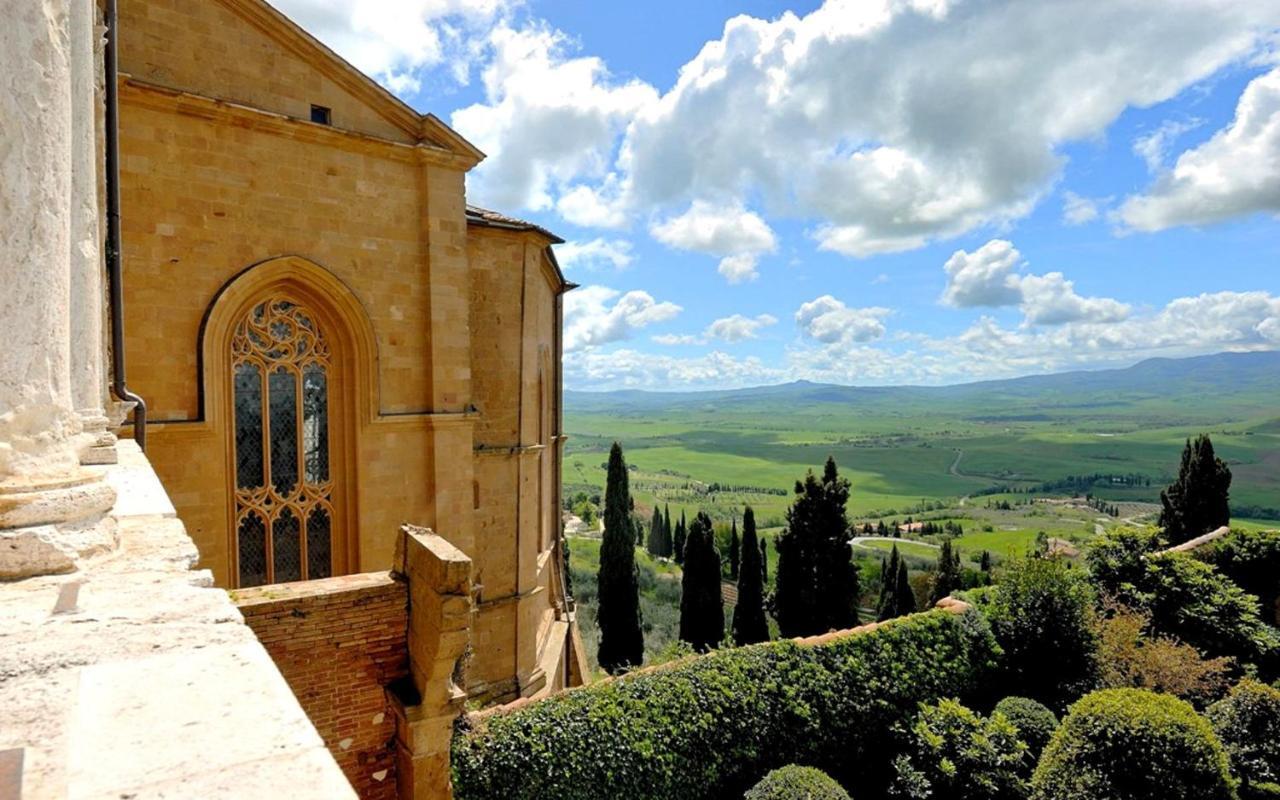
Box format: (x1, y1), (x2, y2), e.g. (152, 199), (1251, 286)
(760, 537), (768, 582)
(663, 505), (673, 557)
(673, 512), (687, 565)
(732, 507), (769, 646)
(647, 505), (665, 557)
(877, 546), (901, 622)
(774, 456), (859, 637)
(678, 511), (724, 652)
(596, 442), (643, 674)
(930, 538), (962, 604)
(729, 517), (740, 581)
(892, 557), (917, 618)
(980, 550), (993, 574)
(1159, 434), (1232, 544)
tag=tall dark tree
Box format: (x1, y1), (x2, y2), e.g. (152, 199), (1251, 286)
(1160, 435), (1232, 544)
(760, 537), (768, 581)
(979, 550), (993, 574)
(878, 546), (901, 622)
(663, 505), (673, 558)
(679, 511), (725, 652)
(673, 512), (687, 565)
(930, 538), (963, 604)
(728, 517), (741, 581)
(774, 456), (860, 637)
(646, 506), (665, 557)
(732, 507), (769, 646)
(596, 442), (643, 673)
(892, 557), (917, 618)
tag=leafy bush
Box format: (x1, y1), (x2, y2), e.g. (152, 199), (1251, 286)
(453, 609), (1001, 800)
(745, 765), (851, 800)
(891, 699), (1029, 800)
(1088, 530), (1280, 676)
(1095, 604), (1232, 706)
(1203, 530), (1280, 628)
(1031, 688), (1237, 800)
(993, 697), (1058, 761)
(986, 557), (1098, 709)
(1208, 680), (1280, 799)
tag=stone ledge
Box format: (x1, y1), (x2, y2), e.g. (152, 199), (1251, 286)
(233, 570), (402, 611)
(0, 440), (355, 799)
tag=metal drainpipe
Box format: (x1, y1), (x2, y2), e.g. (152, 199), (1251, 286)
(104, 0), (147, 450)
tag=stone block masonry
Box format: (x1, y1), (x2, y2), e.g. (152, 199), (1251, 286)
(236, 573), (410, 800)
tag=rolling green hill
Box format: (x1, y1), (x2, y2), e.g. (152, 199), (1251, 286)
(563, 351), (1280, 525)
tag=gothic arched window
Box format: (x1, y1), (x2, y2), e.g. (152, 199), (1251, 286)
(231, 297), (334, 586)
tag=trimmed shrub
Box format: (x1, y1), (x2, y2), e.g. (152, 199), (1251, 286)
(993, 697), (1058, 762)
(1031, 688), (1237, 800)
(745, 765), (851, 800)
(891, 699), (1029, 800)
(453, 609), (1001, 800)
(1208, 680), (1280, 799)
(986, 557), (1098, 709)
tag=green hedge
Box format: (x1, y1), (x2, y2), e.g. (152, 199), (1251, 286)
(1031, 688), (1237, 800)
(745, 765), (851, 800)
(452, 609), (1001, 800)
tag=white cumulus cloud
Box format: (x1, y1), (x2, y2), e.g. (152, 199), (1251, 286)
(707, 313), (779, 343)
(942, 240), (1130, 325)
(270, 0), (512, 93)
(555, 238), (633, 271)
(452, 24), (658, 211)
(649, 201), (778, 283)
(563, 285), (681, 351)
(795, 296), (891, 344)
(1118, 66), (1280, 232)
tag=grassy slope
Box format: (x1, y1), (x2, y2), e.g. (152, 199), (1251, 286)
(565, 353), (1280, 524)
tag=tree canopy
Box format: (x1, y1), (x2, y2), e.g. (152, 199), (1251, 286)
(774, 457), (860, 637)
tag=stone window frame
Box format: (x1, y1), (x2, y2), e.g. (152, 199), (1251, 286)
(201, 256), (377, 587)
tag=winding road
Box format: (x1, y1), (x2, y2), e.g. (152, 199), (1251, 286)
(849, 536), (940, 551)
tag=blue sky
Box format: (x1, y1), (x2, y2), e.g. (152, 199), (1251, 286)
(274, 0), (1280, 390)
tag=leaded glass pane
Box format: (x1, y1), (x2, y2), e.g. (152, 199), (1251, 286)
(233, 363), (263, 490)
(268, 367), (298, 496)
(307, 507), (331, 579)
(233, 295), (337, 587)
(302, 364), (328, 485)
(274, 507), (301, 583)
(238, 512), (267, 588)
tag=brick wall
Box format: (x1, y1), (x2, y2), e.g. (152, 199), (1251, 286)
(234, 573), (409, 800)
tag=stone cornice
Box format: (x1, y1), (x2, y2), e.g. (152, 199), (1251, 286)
(119, 76), (479, 170)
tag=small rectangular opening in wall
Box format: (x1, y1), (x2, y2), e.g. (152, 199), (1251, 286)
(310, 105), (332, 125)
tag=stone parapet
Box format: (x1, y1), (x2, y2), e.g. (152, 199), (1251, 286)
(0, 440), (355, 798)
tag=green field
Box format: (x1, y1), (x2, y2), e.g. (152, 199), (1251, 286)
(564, 352), (1280, 529)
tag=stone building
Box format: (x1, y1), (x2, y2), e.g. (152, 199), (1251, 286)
(0, 0), (584, 797)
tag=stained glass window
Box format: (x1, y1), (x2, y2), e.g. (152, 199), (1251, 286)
(231, 297), (335, 586)
(234, 363), (263, 490)
(238, 512), (267, 588)
(274, 507), (302, 583)
(307, 507), (332, 580)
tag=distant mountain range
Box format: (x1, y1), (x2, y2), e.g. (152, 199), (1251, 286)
(565, 351), (1280, 420)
